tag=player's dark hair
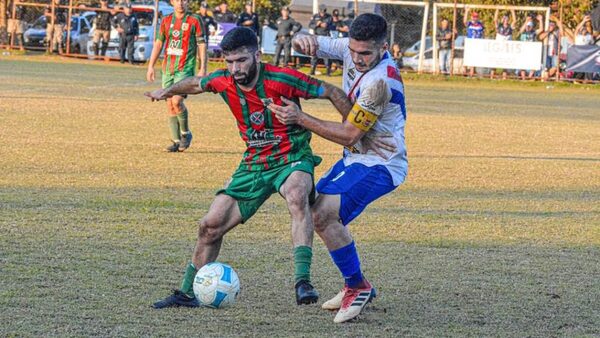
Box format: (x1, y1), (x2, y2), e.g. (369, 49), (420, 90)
(220, 27), (258, 54)
(349, 13), (387, 44)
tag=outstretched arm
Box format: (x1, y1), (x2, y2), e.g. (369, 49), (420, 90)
(535, 14), (545, 35)
(272, 79), (392, 148)
(271, 97), (364, 147)
(510, 9), (517, 29)
(493, 9), (499, 29)
(144, 76), (204, 101)
(292, 32), (319, 56)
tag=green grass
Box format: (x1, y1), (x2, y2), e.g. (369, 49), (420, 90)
(0, 55), (599, 337)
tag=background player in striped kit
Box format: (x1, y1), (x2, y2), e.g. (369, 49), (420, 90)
(146, 0), (207, 152)
(146, 27), (353, 308)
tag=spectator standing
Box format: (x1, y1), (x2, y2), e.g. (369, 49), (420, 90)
(538, 18), (566, 79)
(7, 0), (27, 51)
(490, 9), (516, 79)
(115, 4), (139, 64)
(436, 18), (454, 74)
(93, 0), (114, 57)
(272, 6), (301, 67)
(213, 1), (236, 23)
(330, 9), (348, 38)
(391, 43), (403, 69)
(308, 4), (332, 76)
(197, 1), (217, 41)
(236, 2), (259, 37)
(573, 15), (595, 81)
(574, 14), (594, 46)
(45, 0), (67, 54)
(463, 7), (485, 77)
(343, 10), (355, 28)
(518, 14), (543, 80)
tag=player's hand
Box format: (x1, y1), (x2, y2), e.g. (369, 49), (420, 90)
(269, 97), (303, 125)
(292, 33), (318, 56)
(134, 36), (139, 41)
(361, 133), (396, 160)
(146, 67), (155, 82)
(144, 88), (170, 101)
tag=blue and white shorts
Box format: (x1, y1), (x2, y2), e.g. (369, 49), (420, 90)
(316, 159), (397, 225)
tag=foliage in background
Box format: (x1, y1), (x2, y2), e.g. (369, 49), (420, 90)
(436, 0), (594, 31)
(189, 0), (290, 23)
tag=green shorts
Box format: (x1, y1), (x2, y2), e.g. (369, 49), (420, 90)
(217, 156), (320, 223)
(162, 71), (194, 89)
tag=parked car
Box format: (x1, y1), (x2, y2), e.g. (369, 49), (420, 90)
(403, 37), (432, 57)
(402, 46), (464, 72)
(402, 36), (468, 72)
(86, 1), (173, 61)
(23, 12), (95, 52)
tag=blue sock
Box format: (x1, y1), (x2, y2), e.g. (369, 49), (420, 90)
(329, 241), (364, 288)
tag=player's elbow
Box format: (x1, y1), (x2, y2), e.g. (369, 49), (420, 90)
(340, 127), (364, 147)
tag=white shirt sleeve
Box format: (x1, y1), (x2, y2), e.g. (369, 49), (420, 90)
(316, 36), (348, 61)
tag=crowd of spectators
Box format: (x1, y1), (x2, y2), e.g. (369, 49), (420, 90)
(4, 0), (598, 82)
(434, 5), (600, 81)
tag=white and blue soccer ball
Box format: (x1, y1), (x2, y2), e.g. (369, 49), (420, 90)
(193, 262), (240, 308)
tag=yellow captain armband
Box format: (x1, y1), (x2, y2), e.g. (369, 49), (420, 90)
(348, 103), (379, 132)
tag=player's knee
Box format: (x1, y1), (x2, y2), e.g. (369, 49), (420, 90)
(285, 187), (309, 213)
(171, 97), (185, 112)
(312, 212), (329, 233)
(198, 217), (223, 244)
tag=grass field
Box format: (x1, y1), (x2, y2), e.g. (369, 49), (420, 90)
(1, 55), (599, 337)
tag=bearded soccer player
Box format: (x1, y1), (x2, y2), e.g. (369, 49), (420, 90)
(272, 13), (408, 323)
(147, 0), (207, 152)
(146, 27), (353, 308)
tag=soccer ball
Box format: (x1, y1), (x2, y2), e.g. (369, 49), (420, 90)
(193, 262), (240, 308)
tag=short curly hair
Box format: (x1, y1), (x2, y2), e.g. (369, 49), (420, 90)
(220, 27), (258, 54)
(349, 13), (387, 44)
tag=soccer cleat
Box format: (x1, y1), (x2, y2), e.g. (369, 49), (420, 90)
(166, 141), (180, 152)
(295, 280), (319, 305)
(178, 132), (193, 151)
(322, 289), (345, 310)
(152, 289), (200, 309)
(333, 280), (376, 323)
(322, 285), (377, 311)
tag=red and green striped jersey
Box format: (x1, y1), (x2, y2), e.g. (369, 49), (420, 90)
(157, 12), (206, 76)
(200, 63), (323, 171)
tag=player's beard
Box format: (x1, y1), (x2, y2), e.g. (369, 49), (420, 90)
(233, 57), (258, 86)
(356, 51), (382, 73)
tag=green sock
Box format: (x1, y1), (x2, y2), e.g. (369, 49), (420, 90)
(176, 109), (189, 134)
(294, 246), (313, 284)
(169, 115), (180, 141)
(180, 262), (197, 297)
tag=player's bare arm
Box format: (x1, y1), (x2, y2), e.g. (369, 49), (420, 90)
(145, 76), (204, 101)
(270, 79), (396, 158)
(319, 81), (353, 119)
(146, 39), (163, 82)
(197, 42), (208, 76)
(271, 97), (364, 147)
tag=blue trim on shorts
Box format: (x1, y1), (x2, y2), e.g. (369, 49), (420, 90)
(316, 160), (396, 225)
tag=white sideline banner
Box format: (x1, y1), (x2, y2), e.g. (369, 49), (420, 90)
(464, 38), (543, 70)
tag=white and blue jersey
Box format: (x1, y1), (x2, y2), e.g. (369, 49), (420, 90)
(314, 36), (408, 225)
(316, 36), (408, 186)
(467, 21), (485, 39)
